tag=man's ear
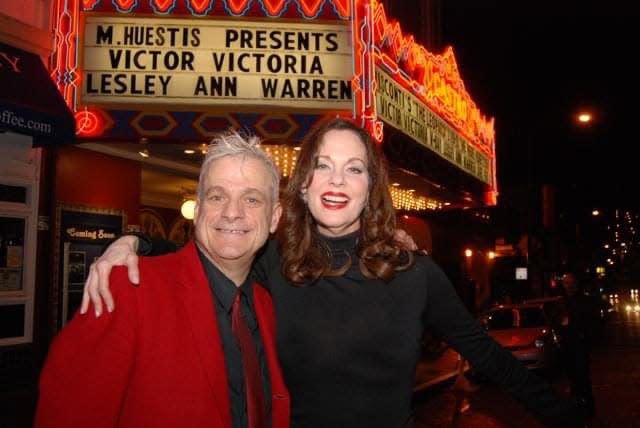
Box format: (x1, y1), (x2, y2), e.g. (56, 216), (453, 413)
(193, 200), (200, 221)
(270, 201), (283, 233)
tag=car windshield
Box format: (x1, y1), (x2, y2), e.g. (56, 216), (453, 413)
(519, 307), (546, 328)
(486, 309), (514, 330)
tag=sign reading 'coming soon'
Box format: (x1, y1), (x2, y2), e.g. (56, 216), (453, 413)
(81, 16), (354, 110)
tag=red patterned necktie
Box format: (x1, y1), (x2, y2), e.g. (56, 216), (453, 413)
(231, 291), (268, 428)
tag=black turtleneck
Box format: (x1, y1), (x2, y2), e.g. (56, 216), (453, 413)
(251, 233), (579, 428)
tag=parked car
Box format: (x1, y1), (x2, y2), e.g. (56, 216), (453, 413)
(480, 301), (561, 370)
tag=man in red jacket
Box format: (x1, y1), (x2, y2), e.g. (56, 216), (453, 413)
(36, 131), (289, 428)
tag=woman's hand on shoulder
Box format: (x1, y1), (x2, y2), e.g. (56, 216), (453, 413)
(80, 235), (140, 316)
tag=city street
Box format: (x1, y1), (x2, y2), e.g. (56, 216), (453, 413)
(413, 295), (640, 427)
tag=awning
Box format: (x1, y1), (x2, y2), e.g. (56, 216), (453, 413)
(1, 41), (75, 145)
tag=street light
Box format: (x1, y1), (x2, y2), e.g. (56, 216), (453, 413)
(592, 209), (600, 216)
(577, 112), (593, 124)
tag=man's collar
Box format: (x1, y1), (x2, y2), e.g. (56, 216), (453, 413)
(197, 247), (252, 313)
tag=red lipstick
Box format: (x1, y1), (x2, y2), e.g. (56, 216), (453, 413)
(320, 192), (349, 210)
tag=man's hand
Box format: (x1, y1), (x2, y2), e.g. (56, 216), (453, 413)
(393, 228), (418, 252)
(80, 235), (140, 316)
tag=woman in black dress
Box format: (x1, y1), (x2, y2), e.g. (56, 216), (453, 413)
(82, 119), (581, 427)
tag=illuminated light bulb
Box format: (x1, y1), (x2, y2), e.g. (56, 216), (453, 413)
(180, 199), (196, 220)
(577, 112), (592, 123)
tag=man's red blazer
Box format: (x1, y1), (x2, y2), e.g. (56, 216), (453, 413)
(36, 241), (290, 428)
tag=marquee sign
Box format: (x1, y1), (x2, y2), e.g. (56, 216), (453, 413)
(81, 15), (354, 110)
(376, 67), (490, 185)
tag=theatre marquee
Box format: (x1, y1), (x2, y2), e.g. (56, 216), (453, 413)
(81, 16), (354, 111)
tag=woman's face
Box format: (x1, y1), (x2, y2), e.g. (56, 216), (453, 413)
(303, 129), (370, 237)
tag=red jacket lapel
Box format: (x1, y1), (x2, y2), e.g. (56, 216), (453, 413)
(253, 284), (291, 428)
(176, 241), (290, 428)
(176, 241), (232, 428)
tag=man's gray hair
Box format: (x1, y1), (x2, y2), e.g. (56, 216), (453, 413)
(197, 130), (281, 202)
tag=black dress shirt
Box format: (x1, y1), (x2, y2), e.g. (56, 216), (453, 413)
(197, 249), (271, 428)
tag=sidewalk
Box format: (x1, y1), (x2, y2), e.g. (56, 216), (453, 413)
(414, 347), (468, 392)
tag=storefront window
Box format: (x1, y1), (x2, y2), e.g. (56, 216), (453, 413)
(0, 213), (30, 344)
(0, 139), (39, 345)
(0, 217), (25, 292)
(0, 304), (25, 339)
(0, 184), (27, 204)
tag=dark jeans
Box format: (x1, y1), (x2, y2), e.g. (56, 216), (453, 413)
(560, 339), (595, 415)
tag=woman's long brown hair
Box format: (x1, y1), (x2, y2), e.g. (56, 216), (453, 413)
(278, 118), (414, 284)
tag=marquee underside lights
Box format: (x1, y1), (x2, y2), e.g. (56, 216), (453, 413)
(261, 145), (299, 178)
(389, 186), (441, 211)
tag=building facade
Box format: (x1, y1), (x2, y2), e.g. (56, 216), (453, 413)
(1, 3), (498, 420)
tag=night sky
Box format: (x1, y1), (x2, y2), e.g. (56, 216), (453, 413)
(440, 1), (640, 211)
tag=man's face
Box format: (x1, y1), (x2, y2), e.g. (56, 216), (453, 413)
(194, 155), (281, 270)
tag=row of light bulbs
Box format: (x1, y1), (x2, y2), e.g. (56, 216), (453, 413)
(180, 184), (442, 219)
(179, 144), (445, 218)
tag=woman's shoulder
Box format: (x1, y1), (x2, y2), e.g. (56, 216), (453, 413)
(402, 253), (451, 287)
(410, 252), (441, 274)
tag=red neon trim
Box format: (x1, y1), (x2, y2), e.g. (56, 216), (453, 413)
(81, 0), (99, 9)
(152, 0), (175, 12)
(331, 0), (350, 17)
(188, 0), (213, 14)
(372, 3), (387, 46)
(114, 0), (136, 10)
(370, 0), (495, 155)
(227, 0), (250, 14)
(299, 0), (324, 17)
(75, 109), (105, 137)
(263, 0), (286, 16)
